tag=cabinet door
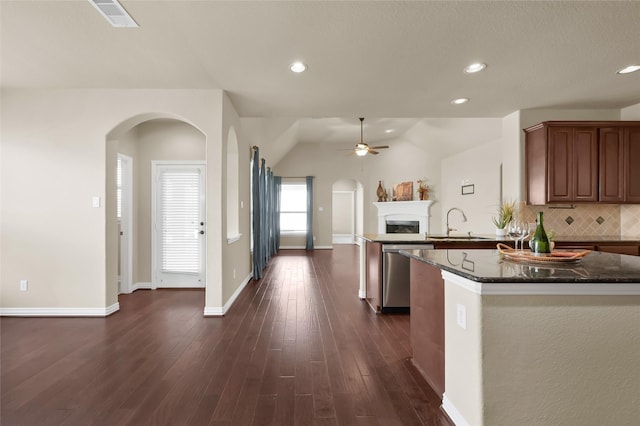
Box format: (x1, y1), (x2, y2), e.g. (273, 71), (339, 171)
(572, 127), (598, 202)
(598, 244), (640, 256)
(625, 127), (640, 203)
(365, 241), (382, 312)
(547, 127), (597, 202)
(547, 127), (573, 202)
(599, 128), (625, 202)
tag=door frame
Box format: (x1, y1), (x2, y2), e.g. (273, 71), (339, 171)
(118, 153), (133, 294)
(332, 190), (355, 244)
(151, 160), (206, 289)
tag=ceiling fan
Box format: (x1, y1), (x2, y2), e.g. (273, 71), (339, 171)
(343, 117), (389, 156)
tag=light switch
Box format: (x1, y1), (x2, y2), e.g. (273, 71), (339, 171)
(456, 303), (467, 329)
(92, 196), (101, 208)
(318, 206), (323, 212)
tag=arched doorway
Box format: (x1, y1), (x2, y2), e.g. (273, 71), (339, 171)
(331, 178), (364, 244)
(105, 113), (206, 306)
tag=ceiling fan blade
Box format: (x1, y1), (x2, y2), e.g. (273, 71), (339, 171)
(369, 145), (389, 150)
(369, 150), (380, 155)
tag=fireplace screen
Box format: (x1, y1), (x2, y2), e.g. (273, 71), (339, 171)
(386, 220), (419, 234)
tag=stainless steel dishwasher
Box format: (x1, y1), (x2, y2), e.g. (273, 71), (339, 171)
(382, 244), (435, 313)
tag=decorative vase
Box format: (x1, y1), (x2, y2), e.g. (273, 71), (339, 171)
(376, 181), (385, 202)
(495, 228), (506, 237)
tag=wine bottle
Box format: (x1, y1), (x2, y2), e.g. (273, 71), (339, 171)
(529, 211), (551, 255)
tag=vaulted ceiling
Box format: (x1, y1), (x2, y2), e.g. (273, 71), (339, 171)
(2, 0), (639, 151)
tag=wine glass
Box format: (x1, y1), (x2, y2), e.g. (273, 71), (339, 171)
(521, 222), (536, 251)
(507, 220), (527, 251)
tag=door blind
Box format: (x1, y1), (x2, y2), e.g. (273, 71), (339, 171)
(159, 169), (201, 274)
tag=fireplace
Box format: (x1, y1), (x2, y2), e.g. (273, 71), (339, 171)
(386, 220), (420, 234)
(373, 200), (433, 234)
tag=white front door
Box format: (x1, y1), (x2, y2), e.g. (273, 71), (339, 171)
(153, 163), (206, 288)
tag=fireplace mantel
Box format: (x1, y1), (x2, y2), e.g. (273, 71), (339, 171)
(373, 200), (434, 234)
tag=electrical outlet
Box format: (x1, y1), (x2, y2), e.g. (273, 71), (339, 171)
(456, 304), (467, 329)
(20, 279), (28, 292)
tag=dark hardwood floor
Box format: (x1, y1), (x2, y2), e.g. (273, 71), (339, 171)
(1, 245), (443, 425)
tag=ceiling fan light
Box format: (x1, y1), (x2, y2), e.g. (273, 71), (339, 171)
(355, 148), (368, 156)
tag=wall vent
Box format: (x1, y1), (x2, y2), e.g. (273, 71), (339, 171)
(89, 0), (138, 28)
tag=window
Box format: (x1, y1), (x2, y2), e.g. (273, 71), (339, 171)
(116, 156), (122, 219)
(280, 182), (307, 232)
(226, 127), (240, 243)
(158, 166), (203, 275)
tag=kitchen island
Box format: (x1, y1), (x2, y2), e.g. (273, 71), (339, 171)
(402, 248), (640, 426)
(357, 233), (640, 312)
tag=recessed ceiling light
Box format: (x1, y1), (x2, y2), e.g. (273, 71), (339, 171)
(617, 65), (640, 74)
(384, 129), (393, 134)
(451, 98), (469, 105)
(464, 63), (487, 74)
(289, 62), (307, 73)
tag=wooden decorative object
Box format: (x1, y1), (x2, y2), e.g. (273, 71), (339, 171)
(393, 181), (413, 201)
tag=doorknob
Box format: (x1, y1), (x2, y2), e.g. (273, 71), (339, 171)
(200, 222), (204, 226)
(199, 230), (205, 235)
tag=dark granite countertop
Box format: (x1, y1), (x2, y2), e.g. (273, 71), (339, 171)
(359, 233), (640, 244)
(401, 249), (640, 283)
(359, 233), (512, 244)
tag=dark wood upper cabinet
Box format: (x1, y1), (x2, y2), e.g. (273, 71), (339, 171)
(599, 127), (625, 202)
(525, 121), (640, 204)
(626, 127), (640, 203)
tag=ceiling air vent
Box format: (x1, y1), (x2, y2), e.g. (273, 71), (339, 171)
(89, 0), (138, 28)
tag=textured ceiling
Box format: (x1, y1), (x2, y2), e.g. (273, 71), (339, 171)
(2, 0), (640, 147)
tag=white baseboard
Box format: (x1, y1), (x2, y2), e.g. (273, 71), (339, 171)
(279, 245), (333, 250)
(130, 282), (153, 293)
(332, 234), (355, 244)
(203, 273), (252, 317)
(0, 303), (120, 317)
(442, 394), (470, 426)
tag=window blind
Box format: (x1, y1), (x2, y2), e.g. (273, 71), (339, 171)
(116, 157), (122, 219)
(159, 169), (201, 274)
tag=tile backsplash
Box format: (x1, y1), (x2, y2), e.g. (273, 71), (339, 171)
(523, 204), (640, 237)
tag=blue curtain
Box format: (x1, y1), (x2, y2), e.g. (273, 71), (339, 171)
(252, 149), (282, 280)
(260, 160), (268, 269)
(305, 176), (314, 250)
(252, 148), (262, 279)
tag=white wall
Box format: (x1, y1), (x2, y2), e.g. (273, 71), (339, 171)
(122, 119), (206, 285)
(0, 88), (237, 315)
(441, 139), (502, 234)
(274, 137), (443, 245)
(220, 93), (253, 306)
(621, 102), (640, 119)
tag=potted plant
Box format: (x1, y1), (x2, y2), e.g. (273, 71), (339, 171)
(416, 179), (429, 200)
(492, 200), (515, 236)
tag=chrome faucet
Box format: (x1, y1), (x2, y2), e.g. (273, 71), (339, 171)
(446, 207), (468, 237)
